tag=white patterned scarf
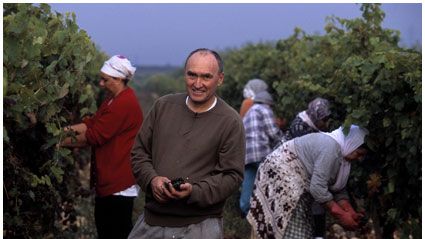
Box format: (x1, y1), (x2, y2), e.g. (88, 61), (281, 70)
(323, 125), (368, 191)
(101, 55), (136, 79)
(298, 111), (319, 131)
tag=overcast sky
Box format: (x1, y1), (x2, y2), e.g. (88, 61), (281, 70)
(50, 3), (422, 66)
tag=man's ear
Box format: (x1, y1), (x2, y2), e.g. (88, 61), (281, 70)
(218, 72), (224, 86)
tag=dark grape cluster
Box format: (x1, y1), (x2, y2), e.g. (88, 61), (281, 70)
(170, 178), (185, 191)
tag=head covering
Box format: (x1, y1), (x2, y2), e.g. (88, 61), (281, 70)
(306, 97), (331, 123)
(254, 91), (274, 105)
(324, 125), (368, 191)
(100, 55), (136, 80)
(325, 125), (368, 157)
(243, 79), (268, 99)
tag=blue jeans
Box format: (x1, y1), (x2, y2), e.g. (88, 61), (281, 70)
(239, 162), (260, 217)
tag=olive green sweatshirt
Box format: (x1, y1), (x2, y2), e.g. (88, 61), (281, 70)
(131, 93), (245, 226)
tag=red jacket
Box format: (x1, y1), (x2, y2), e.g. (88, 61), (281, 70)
(84, 87), (143, 197)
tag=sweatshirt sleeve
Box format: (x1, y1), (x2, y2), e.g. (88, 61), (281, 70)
(131, 103), (158, 192)
(187, 117), (245, 207)
(309, 145), (341, 203)
(333, 188), (349, 202)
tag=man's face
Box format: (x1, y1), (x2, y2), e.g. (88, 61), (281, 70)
(184, 52), (224, 108)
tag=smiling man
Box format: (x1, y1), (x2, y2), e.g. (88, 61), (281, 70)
(130, 48), (245, 239)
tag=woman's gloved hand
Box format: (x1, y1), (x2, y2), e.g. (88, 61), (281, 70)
(326, 200), (359, 230)
(337, 199), (364, 222)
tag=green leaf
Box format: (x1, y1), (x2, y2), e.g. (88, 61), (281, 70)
(388, 179), (395, 193)
(30, 175), (41, 187)
(58, 147), (71, 158)
(343, 96), (351, 104)
(382, 118), (391, 128)
(20, 59), (29, 69)
(45, 104), (60, 123)
(400, 117), (410, 128)
(394, 100), (404, 111)
(78, 94), (88, 103)
(33, 36), (44, 45)
(41, 138), (58, 150)
(370, 37), (380, 46)
(409, 145), (417, 155)
(52, 30), (67, 45)
(385, 137), (393, 147)
(28, 191), (35, 201)
(387, 208), (398, 221)
(45, 60), (58, 75)
(58, 82), (69, 99)
(3, 68), (8, 96)
(3, 127), (10, 143)
(4, 36), (19, 65)
(351, 109), (364, 119)
(46, 122), (60, 136)
(42, 175), (52, 187)
(80, 107), (89, 116)
(50, 165), (64, 183)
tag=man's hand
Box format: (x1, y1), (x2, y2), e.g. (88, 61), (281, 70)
(151, 176), (193, 203)
(163, 181), (193, 200)
(150, 176), (171, 203)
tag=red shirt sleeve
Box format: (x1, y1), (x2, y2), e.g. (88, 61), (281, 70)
(239, 98), (254, 118)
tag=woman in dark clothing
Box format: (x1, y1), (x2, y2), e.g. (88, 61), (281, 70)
(286, 97), (331, 140)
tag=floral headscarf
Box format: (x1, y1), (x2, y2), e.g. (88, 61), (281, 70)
(306, 97), (331, 123)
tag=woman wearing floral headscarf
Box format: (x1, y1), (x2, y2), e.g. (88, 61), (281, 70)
(284, 97), (331, 239)
(60, 55), (143, 239)
(286, 97), (331, 140)
(247, 125), (368, 239)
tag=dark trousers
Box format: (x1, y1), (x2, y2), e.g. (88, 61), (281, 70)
(95, 195), (135, 239)
(313, 213), (326, 238)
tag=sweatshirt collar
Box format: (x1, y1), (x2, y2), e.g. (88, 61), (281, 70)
(185, 96), (217, 113)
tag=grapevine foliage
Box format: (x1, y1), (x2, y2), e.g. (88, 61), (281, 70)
(4, 3), (107, 238)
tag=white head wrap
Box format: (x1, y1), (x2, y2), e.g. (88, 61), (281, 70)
(100, 55), (136, 80)
(323, 125), (368, 191)
(254, 91), (274, 105)
(243, 79), (268, 99)
(324, 125), (368, 157)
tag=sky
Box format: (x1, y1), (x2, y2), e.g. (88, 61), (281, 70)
(50, 3), (422, 66)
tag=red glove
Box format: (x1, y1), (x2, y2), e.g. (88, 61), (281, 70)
(327, 201), (359, 230)
(337, 199), (364, 222)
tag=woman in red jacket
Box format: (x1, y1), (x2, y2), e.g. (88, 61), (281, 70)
(60, 55), (143, 239)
